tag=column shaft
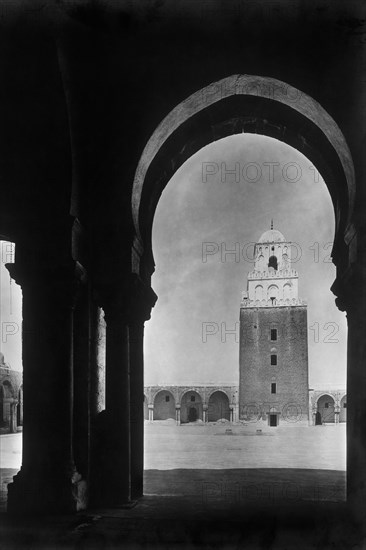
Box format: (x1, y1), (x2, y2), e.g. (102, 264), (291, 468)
(129, 322), (144, 500)
(347, 305), (366, 521)
(104, 314), (131, 505)
(8, 273), (78, 514)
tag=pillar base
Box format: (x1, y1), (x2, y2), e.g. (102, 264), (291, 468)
(7, 468), (84, 515)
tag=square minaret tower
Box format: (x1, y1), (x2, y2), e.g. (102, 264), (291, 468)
(239, 226), (309, 427)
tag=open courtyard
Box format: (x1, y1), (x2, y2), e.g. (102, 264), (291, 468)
(144, 420), (346, 471)
(1, 422), (346, 509)
(143, 421), (346, 506)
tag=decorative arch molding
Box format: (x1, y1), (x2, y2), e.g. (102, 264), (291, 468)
(2, 380), (14, 399)
(179, 389), (203, 405)
(315, 393), (336, 405)
(151, 388), (177, 405)
(152, 389), (176, 421)
(206, 388), (231, 404)
(132, 74), (355, 281)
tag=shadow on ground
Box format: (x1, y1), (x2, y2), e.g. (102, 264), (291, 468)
(0, 467), (357, 549)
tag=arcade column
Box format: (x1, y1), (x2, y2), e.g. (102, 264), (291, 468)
(345, 296), (366, 521)
(176, 406), (181, 425)
(128, 278), (157, 500)
(6, 260), (81, 514)
(101, 302), (132, 506)
(333, 258), (366, 525)
(99, 276), (156, 505)
(9, 401), (17, 433)
(203, 405), (208, 423)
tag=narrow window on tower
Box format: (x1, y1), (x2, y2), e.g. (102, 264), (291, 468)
(191, 395), (195, 402)
(271, 329), (277, 341)
(270, 354), (277, 366)
(271, 383), (277, 394)
(165, 395), (170, 402)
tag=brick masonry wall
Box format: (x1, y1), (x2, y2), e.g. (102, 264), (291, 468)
(239, 306), (309, 425)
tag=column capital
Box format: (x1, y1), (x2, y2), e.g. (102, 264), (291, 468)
(97, 274), (157, 326)
(331, 262), (366, 314)
(6, 260), (84, 314)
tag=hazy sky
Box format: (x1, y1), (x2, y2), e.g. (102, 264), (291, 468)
(144, 134), (347, 389)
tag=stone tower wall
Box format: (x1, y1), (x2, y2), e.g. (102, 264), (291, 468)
(239, 305), (309, 426)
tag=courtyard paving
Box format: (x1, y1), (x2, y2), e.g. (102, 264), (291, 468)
(144, 420), (346, 471)
(0, 422), (346, 508)
(0, 425), (351, 548)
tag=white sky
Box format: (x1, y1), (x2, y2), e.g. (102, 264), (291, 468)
(144, 134), (347, 389)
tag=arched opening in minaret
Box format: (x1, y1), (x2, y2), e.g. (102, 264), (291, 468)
(143, 131), (347, 500)
(268, 255), (278, 271)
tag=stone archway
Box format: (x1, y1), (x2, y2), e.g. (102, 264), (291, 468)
(132, 75), (355, 281)
(317, 394), (335, 424)
(180, 390), (203, 424)
(131, 74), (357, 506)
(340, 395), (347, 423)
(153, 390), (176, 421)
(207, 390), (230, 422)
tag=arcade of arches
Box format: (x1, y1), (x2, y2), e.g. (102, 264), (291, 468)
(145, 386), (235, 424)
(0, 358), (22, 434)
(0, 3), (364, 536)
(145, 386), (347, 425)
(310, 390), (347, 425)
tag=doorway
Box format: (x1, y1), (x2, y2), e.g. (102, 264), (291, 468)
(270, 414), (278, 427)
(188, 407), (197, 422)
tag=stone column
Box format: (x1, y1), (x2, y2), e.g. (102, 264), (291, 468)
(129, 320), (144, 500)
(6, 261), (80, 514)
(334, 405), (340, 425)
(88, 301), (106, 507)
(312, 410), (317, 426)
(203, 405), (208, 423)
(345, 299), (366, 519)
(89, 303), (106, 417)
(102, 304), (132, 506)
(128, 277), (157, 500)
(10, 401), (17, 433)
(176, 406), (181, 425)
(72, 282), (90, 491)
(148, 406), (154, 422)
(333, 260), (366, 524)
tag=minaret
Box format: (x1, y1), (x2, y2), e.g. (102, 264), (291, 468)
(239, 226), (309, 427)
(242, 226), (301, 308)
